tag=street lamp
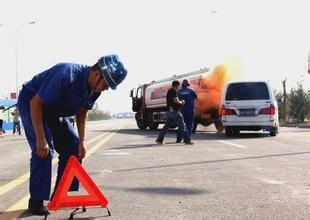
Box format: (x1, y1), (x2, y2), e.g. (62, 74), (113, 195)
(15, 21), (36, 96)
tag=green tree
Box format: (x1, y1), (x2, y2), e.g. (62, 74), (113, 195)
(288, 82), (310, 122)
(87, 103), (112, 121)
(274, 89), (285, 119)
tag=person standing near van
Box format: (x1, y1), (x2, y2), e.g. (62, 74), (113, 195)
(156, 80), (194, 145)
(177, 79), (198, 142)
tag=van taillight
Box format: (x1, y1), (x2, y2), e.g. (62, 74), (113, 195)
(259, 105), (275, 115)
(221, 107), (235, 115)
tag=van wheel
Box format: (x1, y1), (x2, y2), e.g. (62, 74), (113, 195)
(214, 121), (224, 133)
(270, 127), (277, 137)
(233, 129), (240, 135)
(225, 127), (234, 137)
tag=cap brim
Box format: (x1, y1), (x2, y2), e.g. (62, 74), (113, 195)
(99, 64), (117, 90)
(102, 73), (117, 90)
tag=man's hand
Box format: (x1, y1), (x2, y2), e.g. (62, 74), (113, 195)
(78, 141), (86, 160)
(36, 138), (49, 158)
(181, 100), (186, 105)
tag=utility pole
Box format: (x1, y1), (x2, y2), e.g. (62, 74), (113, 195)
(308, 51), (310, 74)
(281, 78), (287, 122)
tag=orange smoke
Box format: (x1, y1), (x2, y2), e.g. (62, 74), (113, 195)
(195, 59), (242, 116)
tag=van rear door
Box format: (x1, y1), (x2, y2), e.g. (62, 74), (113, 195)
(222, 82), (273, 122)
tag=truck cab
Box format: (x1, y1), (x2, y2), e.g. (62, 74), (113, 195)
(130, 85), (149, 129)
(130, 86), (144, 112)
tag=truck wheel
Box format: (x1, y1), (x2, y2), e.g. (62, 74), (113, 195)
(136, 113), (147, 130)
(170, 124), (177, 129)
(137, 119), (147, 130)
(192, 123), (198, 134)
(214, 121), (224, 133)
(146, 112), (159, 130)
(149, 123), (159, 130)
(192, 118), (199, 134)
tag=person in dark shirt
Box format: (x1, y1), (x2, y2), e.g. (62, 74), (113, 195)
(156, 80), (194, 145)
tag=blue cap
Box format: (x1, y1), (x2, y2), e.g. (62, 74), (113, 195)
(98, 55), (127, 90)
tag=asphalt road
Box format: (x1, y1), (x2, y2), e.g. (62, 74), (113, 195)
(0, 119), (310, 219)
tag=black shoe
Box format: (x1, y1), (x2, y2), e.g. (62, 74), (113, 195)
(176, 140), (182, 143)
(185, 141), (195, 145)
(156, 140), (164, 145)
(28, 198), (50, 216)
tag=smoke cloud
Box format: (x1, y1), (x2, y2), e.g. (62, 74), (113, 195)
(195, 59), (242, 116)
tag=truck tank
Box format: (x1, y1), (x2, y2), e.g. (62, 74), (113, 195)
(131, 62), (240, 132)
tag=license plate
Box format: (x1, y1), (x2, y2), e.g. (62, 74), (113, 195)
(239, 109), (255, 117)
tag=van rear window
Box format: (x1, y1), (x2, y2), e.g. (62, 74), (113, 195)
(225, 82), (270, 101)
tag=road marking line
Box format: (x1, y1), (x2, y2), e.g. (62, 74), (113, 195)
(100, 152), (130, 156)
(217, 140), (247, 148)
(257, 177), (284, 185)
(0, 130), (111, 197)
(6, 176), (57, 213)
(87, 120), (126, 130)
(103, 149), (120, 152)
(6, 126), (122, 212)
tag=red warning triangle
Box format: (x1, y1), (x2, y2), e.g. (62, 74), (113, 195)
(48, 156), (109, 211)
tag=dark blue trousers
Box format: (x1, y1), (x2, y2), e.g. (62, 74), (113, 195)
(156, 111), (191, 143)
(177, 110), (194, 141)
(18, 88), (81, 201)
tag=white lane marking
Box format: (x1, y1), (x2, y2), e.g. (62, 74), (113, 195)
(257, 177), (284, 185)
(217, 140), (247, 148)
(99, 149), (130, 156)
(100, 152), (130, 156)
(103, 149), (120, 152)
(99, 169), (113, 175)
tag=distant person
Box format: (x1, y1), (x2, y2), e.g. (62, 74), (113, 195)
(156, 80), (194, 145)
(12, 106), (21, 135)
(0, 106), (4, 138)
(177, 79), (199, 142)
(18, 55), (127, 216)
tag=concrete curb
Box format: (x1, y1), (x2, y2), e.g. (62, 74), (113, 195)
(280, 124), (310, 129)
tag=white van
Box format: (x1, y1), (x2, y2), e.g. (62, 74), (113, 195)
(221, 81), (279, 136)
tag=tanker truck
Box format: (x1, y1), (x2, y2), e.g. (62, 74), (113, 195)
(130, 66), (231, 133)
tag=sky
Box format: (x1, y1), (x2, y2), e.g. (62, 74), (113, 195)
(0, 0), (309, 113)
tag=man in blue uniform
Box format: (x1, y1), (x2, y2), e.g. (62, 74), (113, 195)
(18, 55), (127, 216)
(177, 79), (198, 142)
